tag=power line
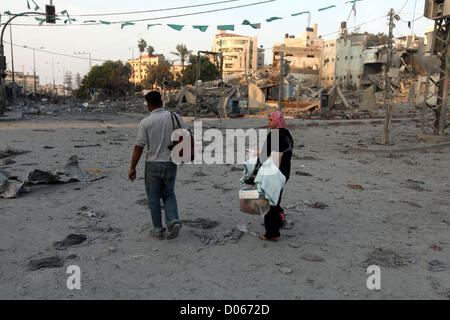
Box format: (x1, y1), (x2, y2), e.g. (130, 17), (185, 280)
(71, 0), (242, 17)
(319, 15), (388, 38)
(4, 41), (108, 62)
(7, 0), (277, 27)
(398, 0), (409, 15)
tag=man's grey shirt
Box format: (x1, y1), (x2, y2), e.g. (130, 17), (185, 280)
(135, 108), (187, 162)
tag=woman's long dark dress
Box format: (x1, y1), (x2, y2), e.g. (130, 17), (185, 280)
(256, 128), (294, 238)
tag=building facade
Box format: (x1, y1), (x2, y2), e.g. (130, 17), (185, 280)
(128, 54), (165, 84)
(272, 24), (323, 82)
(319, 24), (390, 90)
(212, 31), (261, 77)
(5, 72), (39, 92)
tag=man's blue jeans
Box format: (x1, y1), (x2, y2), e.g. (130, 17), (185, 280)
(144, 161), (180, 232)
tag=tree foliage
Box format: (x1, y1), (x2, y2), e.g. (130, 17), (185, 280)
(138, 39), (147, 57)
(181, 55), (220, 85)
(73, 60), (131, 98)
(147, 45), (155, 57)
(171, 44), (192, 69)
(142, 60), (180, 90)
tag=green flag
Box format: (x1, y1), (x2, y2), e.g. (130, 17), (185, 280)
(27, 0), (31, 10)
(167, 24), (184, 31)
(266, 17), (282, 23)
(193, 25), (209, 32)
(121, 22), (135, 29)
(83, 20), (97, 23)
(346, 0), (362, 3)
(61, 10), (68, 15)
(64, 18), (77, 24)
(318, 5), (336, 12)
(147, 23), (162, 29)
(242, 20), (261, 29)
(31, 0), (39, 11)
(291, 11), (310, 17)
(217, 25), (234, 31)
(35, 17), (46, 22)
(100, 21), (111, 25)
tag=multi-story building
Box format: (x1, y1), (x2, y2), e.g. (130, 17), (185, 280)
(319, 22), (389, 90)
(272, 24), (323, 83)
(128, 54), (165, 84)
(212, 31), (261, 77)
(5, 72), (39, 92)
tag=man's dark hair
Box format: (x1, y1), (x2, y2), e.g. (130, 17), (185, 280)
(145, 91), (163, 107)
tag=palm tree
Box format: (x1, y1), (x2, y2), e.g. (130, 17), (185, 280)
(171, 44), (192, 70)
(137, 39), (147, 58)
(137, 39), (147, 83)
(147, 45), (155, 57)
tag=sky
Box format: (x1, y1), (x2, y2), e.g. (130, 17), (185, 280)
(0, 0), (434, 86)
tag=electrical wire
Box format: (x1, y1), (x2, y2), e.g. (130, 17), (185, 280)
(319, 15), (387, 38)
(4, 41), (108, 62)
(398, 0), (409, 15)
(71, 0), (242, 17)
(6, 0), (277, 27)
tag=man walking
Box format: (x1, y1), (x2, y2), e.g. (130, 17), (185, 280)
(129, 91), (186, 240)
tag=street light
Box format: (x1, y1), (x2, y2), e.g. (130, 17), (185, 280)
(74, 51), (92, 72)
(45, 59), (60, 95)
(24, 45), (44, 94)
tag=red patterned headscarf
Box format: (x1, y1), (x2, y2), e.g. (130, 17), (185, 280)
(270, 111), (286, 129)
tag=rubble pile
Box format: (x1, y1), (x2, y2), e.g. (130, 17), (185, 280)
(6, 96), (148, 115)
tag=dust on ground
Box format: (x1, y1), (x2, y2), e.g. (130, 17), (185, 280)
(0, 112), (449, 299)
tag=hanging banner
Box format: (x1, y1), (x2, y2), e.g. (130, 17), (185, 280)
(31, 0), (40, 11)
(100, 21), (112, 25)
(83, 20), (97, 23)
(266, 17), (282, 23)
(318, 5), (336, 12)
(121, 22), (135, 29)
(147, 23), (162, 29)
(167, 24), (184, 31)
(217, 25), (234, 31)
(64, 18), (77, 24)
(193, 25), (209, 32)
(291, 11), (310, 17)
(242, 20), (261, 29)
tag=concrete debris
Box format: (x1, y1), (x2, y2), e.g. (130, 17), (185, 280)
(53, 234), (88, 250)
(361, 248), (406, 268)
(182, 218), (220, 230)
(24, 155), (105, 186)
(0, 148), (30, 159)
(192, 227), (244, 246)
(28, 256), (65, 271)
(0, 170), (25, 199)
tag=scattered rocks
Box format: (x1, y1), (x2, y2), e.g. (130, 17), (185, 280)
(428, 260), (448, 272)
(362, 248), (406, 268)
(347, 184), (364, 191)
(279, 267), (293, 274)
(28, 256), (65, 271)
(302, 254), (325, 262)
(182, 218), (220, 230)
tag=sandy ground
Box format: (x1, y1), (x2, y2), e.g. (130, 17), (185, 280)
(0, 111), (449, 300)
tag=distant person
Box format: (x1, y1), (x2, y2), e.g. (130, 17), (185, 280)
(256, 111), (294, 241)
(128, 91), (186, 240)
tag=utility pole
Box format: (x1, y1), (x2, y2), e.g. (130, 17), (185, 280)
(8, 15), (15, 90)
(33, 48), (36, 94)
(381, 8), (396, 145)
(421, 1), (449, 136)
(74, 52), (92, 72)
(278, 51), (285, 112)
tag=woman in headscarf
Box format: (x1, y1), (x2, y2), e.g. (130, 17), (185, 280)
(256, 111), (294, 241)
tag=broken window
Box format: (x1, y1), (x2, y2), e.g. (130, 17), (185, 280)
(363, 63), (383, 76)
